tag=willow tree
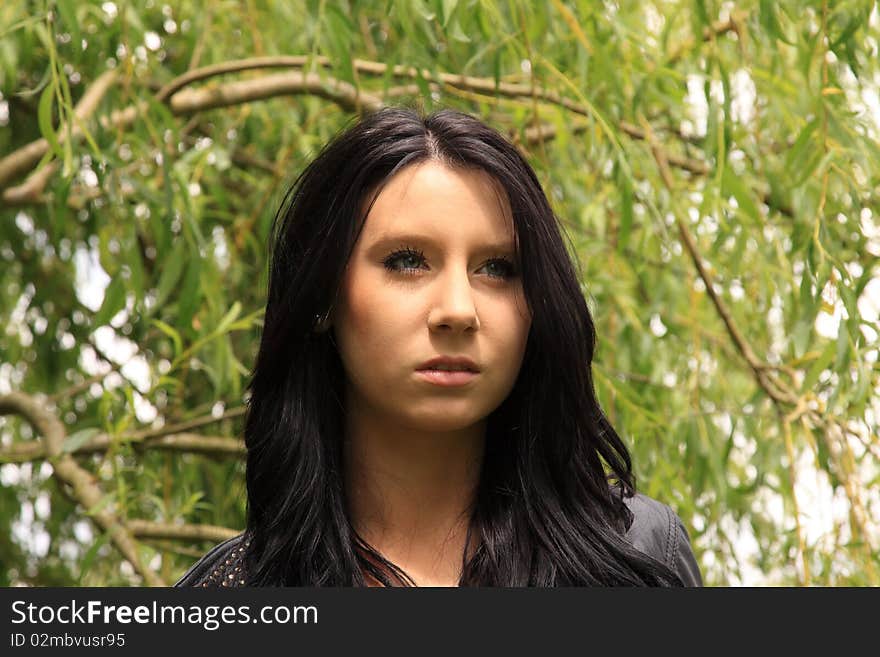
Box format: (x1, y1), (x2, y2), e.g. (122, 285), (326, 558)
(1, 0), (878, 586)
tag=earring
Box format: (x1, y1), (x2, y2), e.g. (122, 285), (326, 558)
(313, 307), (332, 333)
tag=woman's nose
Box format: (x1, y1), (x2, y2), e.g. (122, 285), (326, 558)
(427, 266), (480, 333)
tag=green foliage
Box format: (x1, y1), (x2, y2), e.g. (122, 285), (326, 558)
(1, 0), (878, 586)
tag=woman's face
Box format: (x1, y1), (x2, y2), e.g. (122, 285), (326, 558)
(332, 161), (532, 433)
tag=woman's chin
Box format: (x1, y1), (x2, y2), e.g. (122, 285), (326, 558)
(400, 406), (489, 434)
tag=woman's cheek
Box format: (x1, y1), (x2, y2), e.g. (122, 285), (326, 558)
(342, 284), (410, 373)
(340, 272), (381, 333)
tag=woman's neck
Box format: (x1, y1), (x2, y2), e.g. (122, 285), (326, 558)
(343, 402), (485, 586)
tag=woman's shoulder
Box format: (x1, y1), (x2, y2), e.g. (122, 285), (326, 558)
(622, 492), (703, 586)
(174, 533), (250, 587)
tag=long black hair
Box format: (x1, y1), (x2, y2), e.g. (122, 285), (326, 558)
(243, 107), (682, 586)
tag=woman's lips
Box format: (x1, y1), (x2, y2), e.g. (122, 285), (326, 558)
(415, 369), (479, 386)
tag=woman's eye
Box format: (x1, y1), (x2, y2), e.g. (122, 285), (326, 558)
(481, 258), (516, 279)
(383, 249), (426, 273)
(383, 249), (516, 280)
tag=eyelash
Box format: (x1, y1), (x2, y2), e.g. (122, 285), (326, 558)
(382, 246), (518, 280)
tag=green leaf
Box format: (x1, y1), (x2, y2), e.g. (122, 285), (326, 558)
(151, 239), (187, 316)
(177, 255), (203, 327)
(38, 83), (63, 160)
(839, 284), (859, 333)
(230, 352), (251, 378)
(154, 375), (182, 392)
(92, 277), (127, 329)
(759, 0), (793, 45)
(84, 492), (115, 517)
(414, 68), (433, 110)
(784, 118), (818, 166)
(449, 19), (471, 43)
(62, 428), (100, 454)
(791, 316), (813, 360)
(692, 0), (710, 29)
(179, 491), (205, 517)
(324, 5), (356, 84)
(214, 301), (243, 337)
(56, 0), (82, 57)
(227, 308), (264, 331)
(77, 532), (110, 584)
(415, 0), (437, 21)
(151, 318), (183, 357)
(191, 357), (220, 391)
(792, 150), (833, 188)
(834, 322), (851, 371)
(125, 232), (145, 305)
(721, 168), (760, 225)
(850, 360), (871, 410)
(829, 14), (862, 49)
(617, 164), (633, 251)
(441, 0), (459, 26)
(802, 340), (836, 392)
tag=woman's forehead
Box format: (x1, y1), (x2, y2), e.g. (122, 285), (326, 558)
(359, 161), (516, 244)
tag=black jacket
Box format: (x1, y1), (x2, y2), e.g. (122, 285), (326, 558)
(176, 493), (702, 587)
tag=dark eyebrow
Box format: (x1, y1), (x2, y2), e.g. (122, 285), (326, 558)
(368, 232), (516, 254)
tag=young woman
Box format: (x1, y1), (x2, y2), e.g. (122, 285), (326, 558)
(176, 107), (702, 587)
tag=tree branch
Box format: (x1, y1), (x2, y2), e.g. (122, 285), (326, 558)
(2, 55), (717, 204)
(524, 119), (711, 175)
(130, 407), (246, 440)
(141, 433), (244, 456)
(156, 55), (317, 100)
(49, 364), (123, 404)
(667, 11), (745, 65)
(0, 432), (245, 463)
(168, 70), (383, 115)
(811, 414), (878, 583)
(2, 162), (58, 205)
(0, 407), (246, 463)
(0, 392), (164, 586)
(0, 69), (118, 189)
(128, 520), (239, 543)
(641, 122), (799, 407)
(0, 67), (376, 202)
